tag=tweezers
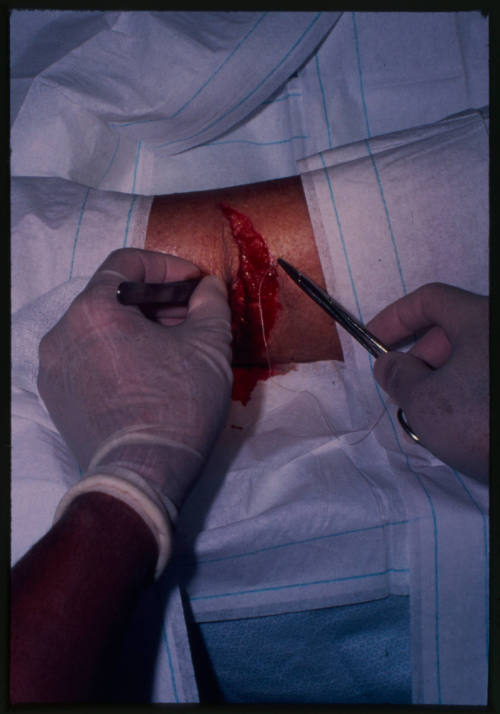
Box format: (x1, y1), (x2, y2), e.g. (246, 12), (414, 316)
(116, 278), (201, 306)
(277, 258), (420, 444)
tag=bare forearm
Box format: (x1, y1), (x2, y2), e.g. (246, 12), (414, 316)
(10, 492), (158, 703)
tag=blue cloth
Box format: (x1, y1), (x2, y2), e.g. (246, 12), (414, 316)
(197, 595), (411, 703)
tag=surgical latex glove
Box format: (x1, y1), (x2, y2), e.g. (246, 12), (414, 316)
(38, 248), (233, 519)
(367, 283), (489, 482)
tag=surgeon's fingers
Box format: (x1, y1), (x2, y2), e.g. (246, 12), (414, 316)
(145, 276), (232, 332)
(366, 283), (474, 348)
(86, 248), (201, 296)
(55, 249), (202, 335)
(142, 303), (190, 326)
(77, 249), (202, 326)
(409, 325), (451, 369)
(187, 275), (231, 322)
(373, 350), (432, 408)
(183, 275), (232, 349)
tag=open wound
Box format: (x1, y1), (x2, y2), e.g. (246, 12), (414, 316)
(220, 203), (282, 405)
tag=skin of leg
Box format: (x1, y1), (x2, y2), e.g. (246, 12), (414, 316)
(145, 176), (343, 365)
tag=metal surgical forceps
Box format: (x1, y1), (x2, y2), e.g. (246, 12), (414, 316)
(277, 258), (420, 444)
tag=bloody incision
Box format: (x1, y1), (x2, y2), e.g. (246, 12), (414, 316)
(220, 203), (281, 404)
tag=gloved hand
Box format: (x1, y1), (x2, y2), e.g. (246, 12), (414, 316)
(38, 249), (233, 561)
(367, 283), (488, 482)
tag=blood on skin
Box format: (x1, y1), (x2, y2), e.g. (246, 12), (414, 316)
(220, 203), (282, 405)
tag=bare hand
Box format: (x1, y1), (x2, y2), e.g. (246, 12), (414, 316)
(367, 283), (488, 481)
